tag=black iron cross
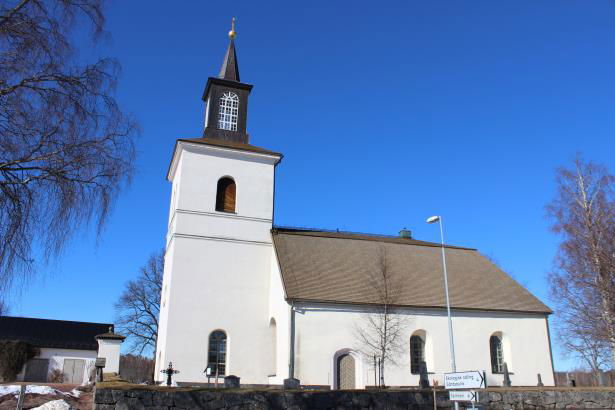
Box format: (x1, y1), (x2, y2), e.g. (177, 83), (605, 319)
(160, 362), (180, 386)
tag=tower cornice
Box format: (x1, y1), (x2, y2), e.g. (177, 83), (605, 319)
(167, 138), (283, 181)
(202, 77), (253, 102)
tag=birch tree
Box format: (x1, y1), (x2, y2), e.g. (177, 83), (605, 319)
(115, 250), (163, 356)
(0, 0), (137, 294)
(355, 246), (408, 386)
(547, 157), (615, 368)
(558, 331), (610, 379)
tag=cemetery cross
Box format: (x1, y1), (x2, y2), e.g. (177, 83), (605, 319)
(161, 362), (180, 386)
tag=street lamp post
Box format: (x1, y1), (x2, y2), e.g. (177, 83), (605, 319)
(426, 215), (458, 408)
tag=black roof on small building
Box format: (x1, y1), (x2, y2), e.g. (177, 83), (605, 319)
(0, 316), (113, 351)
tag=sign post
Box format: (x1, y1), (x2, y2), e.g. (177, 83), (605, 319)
(449, 390), (478, 402)
(445, 371), (485, 409)
(444, 371), (485, 389)
(95, 357), (106, 382)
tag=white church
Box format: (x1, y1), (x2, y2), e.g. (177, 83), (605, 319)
(154, 24), (555, 389)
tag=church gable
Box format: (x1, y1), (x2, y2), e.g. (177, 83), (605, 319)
(272, 228), (551, 314)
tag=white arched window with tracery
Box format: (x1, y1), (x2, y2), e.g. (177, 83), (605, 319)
(218, 92), (239, 131)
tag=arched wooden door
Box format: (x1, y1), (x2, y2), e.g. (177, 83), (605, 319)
(337, 353), (356, 389)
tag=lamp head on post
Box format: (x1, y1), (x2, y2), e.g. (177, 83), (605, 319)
(426, 216), (440, 224)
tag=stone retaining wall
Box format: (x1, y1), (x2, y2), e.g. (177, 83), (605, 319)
(94, 386), (615, 409)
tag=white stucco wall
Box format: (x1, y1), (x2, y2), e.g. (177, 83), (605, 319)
(97, 339), (122, 374)
(156, 140), (554, 388)
(267, 249), (291, 385)
(291, 303), (554, 388)
(16, 348), (97, 385)
(156, 142), (280, 384)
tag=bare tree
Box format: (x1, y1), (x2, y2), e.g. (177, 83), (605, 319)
(0, 0), (137, 293)
(355, 246), (408, 387)
(0, 299), (6, 316)
(547, 157), (615, 368)
(115, 250), (163, 356)
(558, 331), (610, 379)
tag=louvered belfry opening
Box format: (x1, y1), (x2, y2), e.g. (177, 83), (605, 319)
(216, 177), (236, 212)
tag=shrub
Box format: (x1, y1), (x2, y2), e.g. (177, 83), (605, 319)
(0, 340), (38, 382)
(48, 368), (64, 383)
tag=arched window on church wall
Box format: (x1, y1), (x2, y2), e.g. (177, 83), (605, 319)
(490, 333), (504, 373)
(208, 330), (227, 376)
(410, 332), (426, 375)
(215, 177), (236, 213)
(268, 318), (277, 377)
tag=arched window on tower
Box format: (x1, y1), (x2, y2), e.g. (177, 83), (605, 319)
(218, 92), (239, 131)
(208, 330), (227, 377)
(410, 334), (425, 374)
(215, 177), (236, 213)
(490, 334), (504, 373)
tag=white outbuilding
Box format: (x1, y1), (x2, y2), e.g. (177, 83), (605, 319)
(0, 316), (124, 384)
(155, 25), (555, 389)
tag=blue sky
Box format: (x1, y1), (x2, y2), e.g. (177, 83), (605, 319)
(8, 1), (615, 371)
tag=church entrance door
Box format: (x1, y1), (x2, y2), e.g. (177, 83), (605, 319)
(336, 353), (355, 389)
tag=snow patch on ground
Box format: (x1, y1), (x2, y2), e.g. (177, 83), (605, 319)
(0, 384), (65, 397)
(68, 388), (81, 397)
(31, 399), (71, 410)
(26, 385), (60, 395)
(0, 385), (19, 396)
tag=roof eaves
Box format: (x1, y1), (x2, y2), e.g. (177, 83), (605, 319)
(178, 138), (282, 157)
(271, 227), (476, 251)
(286, 297), (552, 315)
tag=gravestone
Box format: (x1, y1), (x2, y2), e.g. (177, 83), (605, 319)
(224, 375), (240, 388)
(503, 362), (512, 387)
(537, 373), (544, 387)
(419, 361), (430, 388)
(284, 378), (301, 389)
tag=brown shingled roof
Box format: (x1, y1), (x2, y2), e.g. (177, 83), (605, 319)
(272, 228), (551, 314)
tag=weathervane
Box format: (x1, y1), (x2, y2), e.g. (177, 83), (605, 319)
(228, 17), (237, 40)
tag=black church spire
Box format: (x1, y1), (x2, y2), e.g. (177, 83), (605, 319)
(218, 18), (240, 82)
(202, 18), (253, 144)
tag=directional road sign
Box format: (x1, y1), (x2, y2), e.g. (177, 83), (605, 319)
(449, 390), (479, 402)
(444, 371), (485, 389)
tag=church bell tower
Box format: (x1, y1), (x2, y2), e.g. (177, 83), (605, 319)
(202, 17), (253, 143)
(155, 19), (283, 385)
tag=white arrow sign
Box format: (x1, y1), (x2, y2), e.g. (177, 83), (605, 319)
(449, 390), (479, 402)
(444, 371), (485, 389)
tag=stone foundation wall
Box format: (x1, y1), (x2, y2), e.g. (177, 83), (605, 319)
(94, 386), (615, 409)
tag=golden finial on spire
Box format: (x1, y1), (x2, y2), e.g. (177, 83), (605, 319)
(228, 17), (237, 40)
